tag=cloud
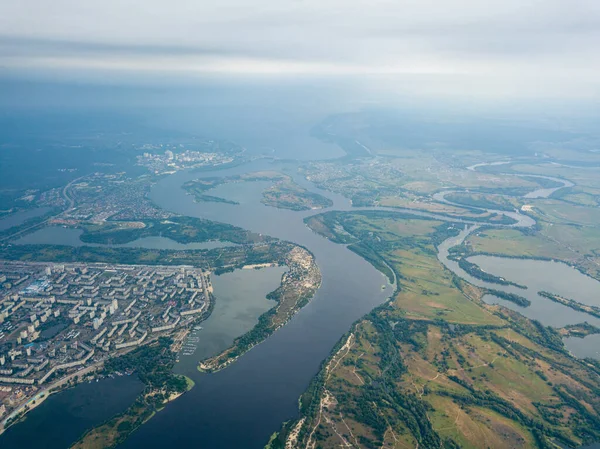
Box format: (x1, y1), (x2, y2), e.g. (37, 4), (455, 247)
(0, 0), (599, 98)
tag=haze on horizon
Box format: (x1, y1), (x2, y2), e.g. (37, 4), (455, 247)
(1, 0), (600, 102)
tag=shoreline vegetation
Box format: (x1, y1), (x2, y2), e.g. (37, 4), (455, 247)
(77, 215), (269, 246)
(0, 240), (293, 273)
(450, 244), (600, 287)
(198, 245), (322, 372)
(183, 171), (333, 212)
(70, 337), (193, 449)
(559, 322), (600, 339)
(455, 256), (528, 289)
(539, 291), (600, 319)
(270, 209), (600, 449)
(485, 288), (531, 307)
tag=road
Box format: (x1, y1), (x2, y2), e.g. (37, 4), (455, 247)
(0, 175), (87, 243)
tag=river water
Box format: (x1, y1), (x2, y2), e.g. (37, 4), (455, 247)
(2, 158), (598, 448)
(0, 207), (51, 231)
(0, 375), (143, 449)
(437, 226), (600, 359)
(114, 160), (394, 449)
(175, 266), (287, 369)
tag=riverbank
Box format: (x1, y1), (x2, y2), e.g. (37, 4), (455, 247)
(198, 246), (322, 372)
(276, 209), (600, 449)
(1, 361), (103, 436)
(70, 338), (193, 449)
(7, 153), (590, 449)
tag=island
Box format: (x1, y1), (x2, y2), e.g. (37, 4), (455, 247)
(183, 171), (333, 211)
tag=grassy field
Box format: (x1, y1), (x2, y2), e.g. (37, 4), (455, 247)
(467, 228), (572, 259)
(465, 224), (600, 281)
(511, 164), (600, 190)
(274, 211), (600, 449)
(530, 199), (600, 226)
(444, 192), (522, 212)
(378, 194), (493, 218)
(392, 248), (502, 325)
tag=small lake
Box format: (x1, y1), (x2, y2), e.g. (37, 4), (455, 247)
(470, 256), (600, 339)
(175, 265), (287, 374)
(438, 228), (600, 359)
(0, 207), (51, 231)
(13, 226), (236, 250)
(470, 256), (600, 311)
(0, 375), (143, 449)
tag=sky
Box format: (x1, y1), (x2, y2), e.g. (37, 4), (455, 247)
(1, 0), (600, 100)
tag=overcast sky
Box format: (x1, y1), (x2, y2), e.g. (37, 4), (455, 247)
(1, 0), (599, 99)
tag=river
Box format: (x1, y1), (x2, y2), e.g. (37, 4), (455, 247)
(114, 160), (394, 449)
(2, 158), (597, 448)
(0, 159), (393, 449)
(0, 207), (51, 231)
(0, 375), (143, 449)
(436, 226), (600, 358)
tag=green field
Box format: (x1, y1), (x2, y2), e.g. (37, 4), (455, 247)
(274, 211), (600, 449)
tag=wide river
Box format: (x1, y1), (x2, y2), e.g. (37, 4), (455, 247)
(2, 158), (598, 448)
(114, 160), (394, 448)
(121, 159), (598, 448)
